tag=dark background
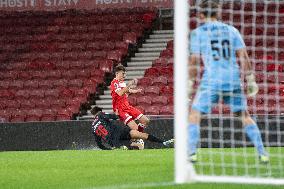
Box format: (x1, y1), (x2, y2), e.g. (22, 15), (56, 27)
(0, 118), (283, 151)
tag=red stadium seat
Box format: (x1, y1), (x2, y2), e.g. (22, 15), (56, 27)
(6, 99), (20, 109)
(45, 89), (60, 98)
(10, 80), (24, 90)
(0, 109), (12, 122)
(152, 76), (168, 86)
(136, 95), (152, 106)
(160, 105), (173, 115)
(35, 98), (51, 109)
(53, 79), (67, 88)
(78, 51), (93, 60)
(20, 100), (36, 109)
(99, 60), (113, 73)
(25, 109), (43, 122)
(68, 79), (83, 88)
(152, 95), (168, 106)
(152, 58), (168, 67)
(0, 89), (14, 100)
(24, 80), (39, 89)
(56, 109), (72, 120)
(30, 89), (45, 99)
(0, 80), (10, 89)
(50, 99), (66, 108)
(160, 86), (173, 95)
(160, 49), (173, 58)
(159, 66), (173, 77)
(123, 32), (137, 44)
(144, 67), (159, 77)
(107, 50), (122, 63)
(145, 105), (160, 115)
(61, 70), (77, 79)
(144, 86), (160, 96)
(138, 77), (153, 87)
(47, 70), (62, 79)
(10, 109), (26, 122)
(41, 109), (57, 121)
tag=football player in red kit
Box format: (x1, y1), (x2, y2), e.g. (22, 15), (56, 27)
(110, 64), (149, 133)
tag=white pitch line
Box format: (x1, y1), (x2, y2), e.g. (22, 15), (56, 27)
(86, 181), (176, 189)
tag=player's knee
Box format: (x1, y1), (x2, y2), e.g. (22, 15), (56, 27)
(140, 116), (150, 126)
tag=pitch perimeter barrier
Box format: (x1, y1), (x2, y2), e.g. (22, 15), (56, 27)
(0, 117), (283, 151)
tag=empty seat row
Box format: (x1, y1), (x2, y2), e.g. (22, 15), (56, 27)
(0, 107), (80, 122)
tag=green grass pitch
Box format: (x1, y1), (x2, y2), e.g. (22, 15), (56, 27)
(0, 148), (283, 189)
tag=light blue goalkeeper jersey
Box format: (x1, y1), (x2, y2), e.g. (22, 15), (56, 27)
(190, 21), (246, 91)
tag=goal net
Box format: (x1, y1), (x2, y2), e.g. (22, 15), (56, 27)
(175, 0), (284, 185)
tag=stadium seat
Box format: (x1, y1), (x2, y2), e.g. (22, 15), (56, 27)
(159, 67), (173, 77)
(26, 109), (43, 122)
(144, 86), (160, 96)
(10, 109), (26, 122)
(99, 60), (113, 73)
(152, 76), (168, 86)
(159, 105), (173, 115)
(35, 98), (51, 109)
(138, 77), (153, 87)
(144, 67), (160, 77)
(56, 109), (72, 120)
(144, 105), (160, 115)
(20, 100), (36, 109)
(68, 79), (83, 88)
(41, 109), (57, 121)
(45, 89), (60, 98)
(136, 95), (152, 106)
(24, 80), (39, 89)
(30, 89), (45, 99)
(160, 86), (173, 95)
(152, 95), (168, 106)
(0, 80), (10, 89)
(50, 99), (66, 108)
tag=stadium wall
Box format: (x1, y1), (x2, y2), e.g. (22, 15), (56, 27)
(0, 118), (283, 151)
(0, 0), (173, 11)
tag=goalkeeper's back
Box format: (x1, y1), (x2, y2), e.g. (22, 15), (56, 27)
(190, 21), (246, 91)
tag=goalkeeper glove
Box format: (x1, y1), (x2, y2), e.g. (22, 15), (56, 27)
(188, 79), (194, 98)
(246, 74), (259, 97)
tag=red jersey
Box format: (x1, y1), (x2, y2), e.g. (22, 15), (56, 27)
(110, 78), (130, 111)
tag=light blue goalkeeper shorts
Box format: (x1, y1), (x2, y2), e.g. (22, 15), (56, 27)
(191, 88), (247, 114)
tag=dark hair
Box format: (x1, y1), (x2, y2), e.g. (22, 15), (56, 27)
(115, 64), (126, 73)
(90, 106), (102, 115)
(199, 0), (220, 18)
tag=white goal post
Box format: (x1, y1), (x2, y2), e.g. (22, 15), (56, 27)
(174, 0), (284, 185)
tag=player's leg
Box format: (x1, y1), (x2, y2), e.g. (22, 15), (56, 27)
(117, 108), (140, 130)
(227, 89), (268, 163)
(189, 89), (218, 162)
(129, 130), (174, 147)
(131, 106), (149, 132)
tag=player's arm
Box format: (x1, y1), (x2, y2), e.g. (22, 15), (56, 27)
(236, 48), (258, 97)
(128, 88), (142, 94)
(116, 79), (137, 96)
(188, 30), (201, 96)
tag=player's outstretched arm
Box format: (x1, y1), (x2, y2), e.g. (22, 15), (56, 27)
(237, 48), (259, 96)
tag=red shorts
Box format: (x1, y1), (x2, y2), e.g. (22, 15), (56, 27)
(117, 106), (143, 125)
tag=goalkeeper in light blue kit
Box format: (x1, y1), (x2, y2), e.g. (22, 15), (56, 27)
(188, 0), (269, 163)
